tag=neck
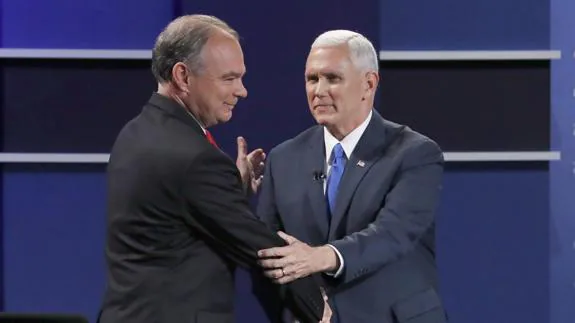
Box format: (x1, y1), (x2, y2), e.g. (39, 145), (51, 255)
(326, 108), (371, 141)
(157, 83), (207, 129)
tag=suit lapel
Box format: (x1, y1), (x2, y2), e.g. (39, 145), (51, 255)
(304, 127), (330, 240)
(328, 111), (405, 238)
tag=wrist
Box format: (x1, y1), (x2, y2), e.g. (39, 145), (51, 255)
(317, 245), (338, 272)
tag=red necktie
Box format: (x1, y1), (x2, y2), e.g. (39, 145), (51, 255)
(205, 130), (218, 148)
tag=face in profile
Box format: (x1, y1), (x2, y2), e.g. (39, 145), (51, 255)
(305, 45), (375, 136)
(185, 31), (248, 127)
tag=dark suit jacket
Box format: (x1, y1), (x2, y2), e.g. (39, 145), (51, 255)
(97, 93), (324, 323)
(255, 110), (447, 323)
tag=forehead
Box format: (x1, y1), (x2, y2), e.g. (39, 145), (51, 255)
(200, 33), (246, 74)
(305, 45), (354, 74)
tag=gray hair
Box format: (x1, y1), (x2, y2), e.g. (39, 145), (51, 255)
(311, 30), (378, 73)
(151, 14), (239, 82)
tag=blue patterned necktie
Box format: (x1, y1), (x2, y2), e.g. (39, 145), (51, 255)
(326, 143), (347, 216)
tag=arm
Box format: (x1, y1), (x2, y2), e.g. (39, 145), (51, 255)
(251, 149), (287, 322)
(329, 139), (444, 284)
(182, 149), (324, 323)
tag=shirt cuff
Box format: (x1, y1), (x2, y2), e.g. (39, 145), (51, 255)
(324, 244), (344, 277)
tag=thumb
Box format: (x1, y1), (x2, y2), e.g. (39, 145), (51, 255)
(237, 136), (247, 158)
(277, 231), (298, 245)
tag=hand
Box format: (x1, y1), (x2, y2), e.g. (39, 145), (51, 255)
(293, 289), (331, 323)
(235, 136), (266, 195)
(320, 288), (332, 323)
(257, 232), (338, 284)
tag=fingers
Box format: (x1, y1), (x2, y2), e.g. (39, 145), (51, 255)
(253, 176), (263, 186)
(248, 148), (266, 159)
(251, 176), (263, 194)
(258, 244), (293, 258)
(252, 159), (265, 174)
(258, 256), (291, 269)
(263, 268), (284, 279)
(236, 136), (247, 158)
(277, 231), (299, 245)
(320, 299), (332, 323)
(262, 263), (310, 284)
(273, 274), (298, 284)
(320, 287), (328, 301)
(247, 148), (266, 167)
(271, 267), (301, 284)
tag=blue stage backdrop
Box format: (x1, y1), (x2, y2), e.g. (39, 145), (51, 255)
(0, 1), (556, 322)
(550, 0), (575, 322)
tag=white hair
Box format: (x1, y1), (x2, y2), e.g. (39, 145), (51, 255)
(311, 29), (378, 72)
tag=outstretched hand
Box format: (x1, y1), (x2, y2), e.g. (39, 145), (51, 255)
(236, 136), (266, 195)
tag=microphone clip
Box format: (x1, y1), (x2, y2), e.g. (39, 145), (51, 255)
(313, 171), (326, 181)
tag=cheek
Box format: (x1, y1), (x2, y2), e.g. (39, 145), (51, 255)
(305, 87), (314, 100)
(223, 83), (237, 98)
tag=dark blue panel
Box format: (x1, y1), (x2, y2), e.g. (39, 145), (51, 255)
(437, 164), (549, 323)
(2, 166), (107, 321)
(378, 61), (550, 151)
(181, 0), (379, 156)
(1, 0), (173, 49)
(2, 59), (155, 152)
(380, 0), (549, 49)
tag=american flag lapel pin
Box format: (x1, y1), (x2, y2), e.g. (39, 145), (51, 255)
(357, 160), (365, 167)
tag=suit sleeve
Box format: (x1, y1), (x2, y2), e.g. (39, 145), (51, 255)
(255, 148), (283, 231)
(329, 139), (444, 285)
(251, 149), (287, 322)
(181, 149), (323, 323)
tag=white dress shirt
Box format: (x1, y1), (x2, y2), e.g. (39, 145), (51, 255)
(323, 110), (372, 277)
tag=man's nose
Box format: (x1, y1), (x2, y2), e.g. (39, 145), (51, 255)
(314, 79), (327, 96)
(235, 80), (248, 98)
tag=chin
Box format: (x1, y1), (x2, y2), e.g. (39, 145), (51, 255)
(219, 112), (233, 123)
(313, 114), (333, 126)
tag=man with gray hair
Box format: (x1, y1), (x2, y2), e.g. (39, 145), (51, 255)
(255, 30), (448, 322)
(98, 15), (330, 323)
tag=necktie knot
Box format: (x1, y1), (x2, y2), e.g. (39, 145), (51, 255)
(331, 143), (346, 163)
(205, 130), (218, 148)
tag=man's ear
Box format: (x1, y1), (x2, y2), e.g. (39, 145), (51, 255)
(362, 71), (379, 100)
(171, 62), (191, 93)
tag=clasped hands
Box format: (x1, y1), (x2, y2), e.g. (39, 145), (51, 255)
(257, 232), (338, 284)
(259, 231), (337, 323)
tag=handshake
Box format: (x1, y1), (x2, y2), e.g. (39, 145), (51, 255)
(257, 231), (337, 323)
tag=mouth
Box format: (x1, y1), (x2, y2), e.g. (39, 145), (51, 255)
(314, 104), (334, 111)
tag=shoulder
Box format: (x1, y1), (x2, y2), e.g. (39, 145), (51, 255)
(376, 118), (443, 168)
(268, 125), (321, 160)
(382, 118), (441, 153)
(110, 111), (217, 173)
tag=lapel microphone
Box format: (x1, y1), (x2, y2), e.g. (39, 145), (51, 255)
(313, 171), (326, 181)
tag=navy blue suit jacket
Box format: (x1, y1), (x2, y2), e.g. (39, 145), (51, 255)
(254, 111), (448, 323)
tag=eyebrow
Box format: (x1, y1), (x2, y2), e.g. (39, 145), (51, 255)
(306, 71), (342, 78)
(221, 71), (244, 78)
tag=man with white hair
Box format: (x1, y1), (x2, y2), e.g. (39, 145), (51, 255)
(254, 30), (448, 322)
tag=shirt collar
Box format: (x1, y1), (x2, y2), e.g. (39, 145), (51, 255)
(324, 110), (372, 164)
